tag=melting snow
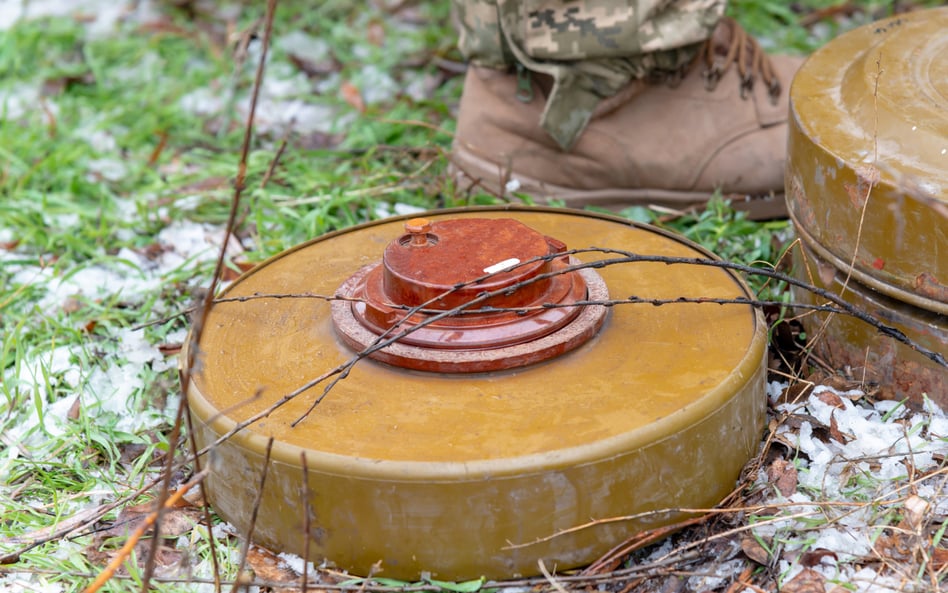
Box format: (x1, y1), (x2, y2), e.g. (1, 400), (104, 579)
(752, 385), (948, 589)
(354, 64), (398, 105)
(0, 0), (161, 36)
(1, 220), (242, 457)
(0, 83), (44, 122)
(277, 31), (332, 62)
(635, 381), (948, 591)
(374, 202), (426, 218)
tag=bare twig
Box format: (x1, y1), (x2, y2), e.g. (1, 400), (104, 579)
(140, 0), (278, 591)
(185, 407), (223, 593)
(260, 127), (291, 189)
(140, 387), (188, 589)
(81, 469), (209, 593)
(537, 559), (570, 593)
(504, 500), (866, 551)
(230, 437), (275, 593)
(300, 452), (312, 593)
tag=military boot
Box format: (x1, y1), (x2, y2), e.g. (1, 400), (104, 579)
(451, 18), (804, 219)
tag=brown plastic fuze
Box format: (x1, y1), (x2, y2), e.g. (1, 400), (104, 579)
(185, 207), (767, 580)
(786, 7), (948, 402)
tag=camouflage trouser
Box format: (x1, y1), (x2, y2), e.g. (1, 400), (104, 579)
(454, 0), (726, 149)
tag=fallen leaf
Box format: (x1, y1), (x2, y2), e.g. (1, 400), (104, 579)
(62, 296), (84, 314)
(826, 377), (866, 397)
(366, 19), (385, 46)
(815, 391), (844, 409)
(931, 546), (948, 571)
(873, 533), (912, 562)
(246, 544), (302, 592)
(221, 260), (256, 282)
(800, 548), (837, 567)
(86, 539), (187, 579)
(67, 396), (81, 421)
(298, 131), (345, 150)
(139, 241), (166, 261)
(340, 80), (366, 112)
(776, 382), (814, 405)
(828, 412), (849, 444)
(288, 53), (339, 78)
(99, 495), (199, 541)
(740, 536), (770, 565)
(781, 567), (826, 593)
(84, 498), (201, 579)
(768, 458), (798, 497)
(783, 413), (834, 445)
(119, 443), (151, 466)
(902, 495), (929, 531)
(152, 544), (188, 575)
(41, 71), (96, 96)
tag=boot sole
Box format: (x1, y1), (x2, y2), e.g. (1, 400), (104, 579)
(450, 146), (787, 221)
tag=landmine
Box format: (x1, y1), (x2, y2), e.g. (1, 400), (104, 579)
(786, 7), (948, 403)
(185, 207), (767, 579)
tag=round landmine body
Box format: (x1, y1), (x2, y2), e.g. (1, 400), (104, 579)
(186, 207), (767, 580)
(786, 7), (948, 401)
(792, 243), (947, 401)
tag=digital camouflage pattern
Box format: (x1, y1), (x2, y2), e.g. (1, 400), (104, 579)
(454, 0), (726, 149)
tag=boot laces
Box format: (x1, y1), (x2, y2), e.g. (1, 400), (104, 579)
(700, 17), (782, 104)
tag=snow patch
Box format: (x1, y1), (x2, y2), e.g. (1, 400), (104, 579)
(277, 552), (318, 577)
(354, 65), (398, 105)
(0, 574), (65, 593)
(87, 158), (127, 181)
(754, 384), (948, 582)
(686, 558), (744, 590)
(2, 219), (240, 454)
(252, 99), (348, 136)
(0, 83), (45, 122)
(11, 256), (159, 311)
(179, 87), (225, 118)
(278, 31), (331, 61)
(0, 0), (161, 36)
(374, 202), (426, 219)
(179, 85), (348, 137)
